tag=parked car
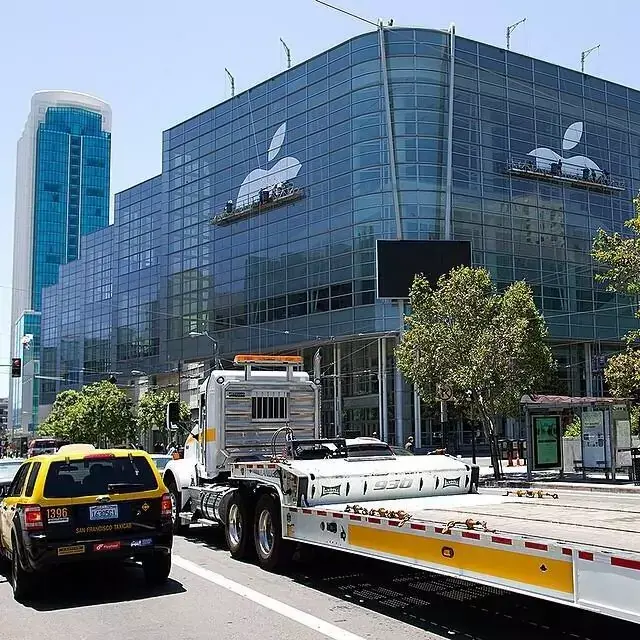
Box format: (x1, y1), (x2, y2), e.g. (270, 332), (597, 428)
(0, 459), (25, 498)
(0, 444), (173, 601)
(149, 454), (173, 472)
(27, 438), (70, 458)
(390, 446), (414, 456)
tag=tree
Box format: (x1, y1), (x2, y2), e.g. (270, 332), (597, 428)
(136, 390), (190, 446)
(396, 266), (554, 478)
(38, 390), (84, 442)
(592, 195), (640, 397)
(38, 381), (136, 446)
(82, 381), (137, 446)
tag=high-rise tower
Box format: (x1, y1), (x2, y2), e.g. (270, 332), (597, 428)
(9, 90), (111, 441)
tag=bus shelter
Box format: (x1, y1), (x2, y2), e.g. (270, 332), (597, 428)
(520, 395), (634, 482)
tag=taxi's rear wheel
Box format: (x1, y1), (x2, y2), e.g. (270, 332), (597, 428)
(11, 536), (34, 601)
(142, 551), (171, 586)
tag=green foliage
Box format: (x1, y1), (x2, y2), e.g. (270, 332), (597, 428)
(396, 266), (554, 445)
(564, 416), (582, 438)
(593, 196), (640, 299)
(38, 381), (136, 446)
(602, 350), (640, 398)
(593, 196), (640, 396)
(632, 406), (640, 436)
(136, 390), (190, 443)
(37, 390), (83, 441)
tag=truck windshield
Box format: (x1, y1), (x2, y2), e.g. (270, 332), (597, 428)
(43, 456), (158, 498)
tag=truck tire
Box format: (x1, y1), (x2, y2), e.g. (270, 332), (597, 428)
(225, 491), (254, 560)
(11, 536), (34, 602)
(167, 480), (188, 535)
(253, 493), (293, 573)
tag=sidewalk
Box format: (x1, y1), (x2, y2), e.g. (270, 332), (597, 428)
(460, 455), (640, 494)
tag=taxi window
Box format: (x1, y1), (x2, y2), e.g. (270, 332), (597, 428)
(43, 456), (158, 498)
(8, 463), (30, 498)
(24, 462), (42, 498)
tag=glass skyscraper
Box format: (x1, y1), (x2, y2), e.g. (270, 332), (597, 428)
(10, 91), (111, 443)
(39, 29), (640, 450)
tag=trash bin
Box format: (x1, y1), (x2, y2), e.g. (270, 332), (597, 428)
(632, 448), (640, 486)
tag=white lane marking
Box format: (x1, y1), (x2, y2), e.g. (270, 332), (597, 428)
(173, 555), (366, 640)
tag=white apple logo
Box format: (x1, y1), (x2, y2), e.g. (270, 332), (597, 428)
(528, 121), (602, 178)
(236, 122), (301, 208)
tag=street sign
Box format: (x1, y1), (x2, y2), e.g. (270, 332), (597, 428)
(437, 384), (453, 401)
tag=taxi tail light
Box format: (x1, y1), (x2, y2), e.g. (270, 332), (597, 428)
(24, 506), (44, 531)
(84, 453), (116, 460)
(161, 493), (172, 518)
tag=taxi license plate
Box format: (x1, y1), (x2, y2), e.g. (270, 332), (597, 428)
(89, 504), (119, 521)
(58, 545), (85, 556)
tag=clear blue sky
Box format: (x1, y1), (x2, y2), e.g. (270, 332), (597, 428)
(1, 0), (637, 396)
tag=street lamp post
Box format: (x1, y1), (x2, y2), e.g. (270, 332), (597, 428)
(188, 331), (222, 369)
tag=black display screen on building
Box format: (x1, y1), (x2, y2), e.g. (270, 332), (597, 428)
(376, 240), (472, 299)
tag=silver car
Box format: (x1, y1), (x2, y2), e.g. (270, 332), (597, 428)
(0, 459), (25, 497)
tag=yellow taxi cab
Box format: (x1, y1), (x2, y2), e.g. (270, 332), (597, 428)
(0, 444), (173, 601)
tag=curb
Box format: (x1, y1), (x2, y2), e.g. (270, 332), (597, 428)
(480, 479), (640, 494)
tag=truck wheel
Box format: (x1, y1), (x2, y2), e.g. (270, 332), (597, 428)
(253, 493), (293, 573)
(11, 537), (34, 602)
(167, 480), (187, 535)
(143, 551), (172, 586)
(225, 491), (254, 560)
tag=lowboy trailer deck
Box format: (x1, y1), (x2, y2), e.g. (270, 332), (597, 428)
(231, 463), (640, 625)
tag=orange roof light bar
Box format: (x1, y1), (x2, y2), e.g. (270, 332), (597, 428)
(233, 354), (303, 366)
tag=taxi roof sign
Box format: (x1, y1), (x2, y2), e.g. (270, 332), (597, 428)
(57, 444), (96, 455)
(233, 354), (303, 366)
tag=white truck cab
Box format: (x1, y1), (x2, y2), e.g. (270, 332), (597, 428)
(163, 354), (320, 528)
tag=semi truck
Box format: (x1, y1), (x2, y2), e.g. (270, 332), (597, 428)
(163, 354), (640, 625)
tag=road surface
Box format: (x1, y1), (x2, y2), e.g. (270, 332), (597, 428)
(0, 527), (636, 639)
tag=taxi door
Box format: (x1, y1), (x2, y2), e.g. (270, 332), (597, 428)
(0, 463), (31, 552)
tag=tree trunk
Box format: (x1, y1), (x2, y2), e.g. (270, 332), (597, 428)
(484, 418), (502, 481)
(475, 396), (502, 481)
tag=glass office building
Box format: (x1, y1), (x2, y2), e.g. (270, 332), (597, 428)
(10, 91), (111, 441)
(40, 28), (640, 449)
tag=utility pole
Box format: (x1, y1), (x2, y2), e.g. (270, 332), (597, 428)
(581, 44), (600, 74)
(280, 38), (291, 69)
(506, 18), (526, 51)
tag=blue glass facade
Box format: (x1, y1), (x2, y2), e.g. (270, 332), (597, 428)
(40, 177), (162, 406)
(32, 106), (110, 310)
(40, 29), (639, 447)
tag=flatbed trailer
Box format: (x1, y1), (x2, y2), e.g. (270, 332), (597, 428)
(231, 461), (640, 626)
(164, 355), (640, 626)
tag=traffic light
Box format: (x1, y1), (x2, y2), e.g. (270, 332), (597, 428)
(166, 401), (181, 430)
(11, 358), (21, 378)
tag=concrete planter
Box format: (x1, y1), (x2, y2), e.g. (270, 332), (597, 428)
(562, 437), (582, 473)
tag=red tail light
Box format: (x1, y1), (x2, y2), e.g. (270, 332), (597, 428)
(161, 493), (172, 518)
(84, 453), (116, 460)
(24, 506), (43, 531)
